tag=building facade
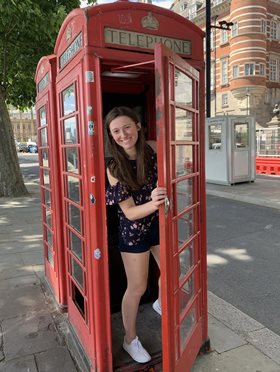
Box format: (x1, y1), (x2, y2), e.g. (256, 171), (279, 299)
(172, 0), (280, 127)
(9, 107), (37, 143)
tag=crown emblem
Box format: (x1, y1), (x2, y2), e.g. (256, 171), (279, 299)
(141, 12), (159, 30)
(40, 66), (44, 75)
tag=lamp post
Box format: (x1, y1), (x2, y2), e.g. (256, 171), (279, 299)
(205, 0), (233, 118)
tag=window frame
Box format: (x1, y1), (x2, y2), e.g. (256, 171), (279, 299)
(244, 63), (255, 76)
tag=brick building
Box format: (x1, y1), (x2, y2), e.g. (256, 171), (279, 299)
(172, 0), (280, 127)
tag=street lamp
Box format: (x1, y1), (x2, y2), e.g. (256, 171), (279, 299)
(206, 0), (233, 117)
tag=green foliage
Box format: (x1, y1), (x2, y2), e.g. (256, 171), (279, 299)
(0, 0), (95, 110)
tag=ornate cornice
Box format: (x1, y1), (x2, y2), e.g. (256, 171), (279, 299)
(193, 0), (231, 28)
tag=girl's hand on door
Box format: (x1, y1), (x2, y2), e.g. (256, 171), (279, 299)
(151, 187), (167, 208)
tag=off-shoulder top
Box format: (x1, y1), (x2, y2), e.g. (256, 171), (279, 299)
(106, 153), (158, 246)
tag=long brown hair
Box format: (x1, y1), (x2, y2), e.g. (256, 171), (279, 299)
(105, 106), (154, 191)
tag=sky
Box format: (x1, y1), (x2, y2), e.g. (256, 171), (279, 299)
(80, 0), (172, 9)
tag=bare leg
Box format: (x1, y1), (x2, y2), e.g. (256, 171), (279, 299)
(150, 244), (161, 306)
(121, 251), (150, 343)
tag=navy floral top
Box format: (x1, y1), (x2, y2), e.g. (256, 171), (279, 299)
(106, 153), (158, 246)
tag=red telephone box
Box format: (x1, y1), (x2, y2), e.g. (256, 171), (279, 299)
(35, 2), (208, 371)
(35, 55), (67, 307)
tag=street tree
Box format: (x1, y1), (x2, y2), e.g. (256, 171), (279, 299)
(0, 0), (95, 197)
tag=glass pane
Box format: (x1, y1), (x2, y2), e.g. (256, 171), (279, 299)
(64, 117), (78, 144)
(45, 208), (52, 228)
(67, 176), (80, 203)
(41, 149), (49, 167)
(176, 145), (193, 177)
(71, 257), (84, 289)
(176, 179), (193, 213)
(47, 246), (54, 266)
(70, 230), (82, 261)
(209, 124), (222, 150)
(39, 106), (46, 126)
(180, 306), (196, 353)
(69, 203), (81, 233)
(41, 127), (47, 146)
(46, 227), (52, 247)
(177, 211), (194, 246)
(44, 189), (51, 207)
(179, 274), (194, 314)
(66, 148), (79, 174)
(179, 242), (194, 281)
(175, 109), (193, 141)
(234, 122), (249, 148)
(43, 169), (50, 188)
(63, 84), (75, 115)
(175, 69), (192, 106)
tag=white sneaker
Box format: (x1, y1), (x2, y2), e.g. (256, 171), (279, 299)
(123, 336), (151, 363)
(152, 299), (162, 316)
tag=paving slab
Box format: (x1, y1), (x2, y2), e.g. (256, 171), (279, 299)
(35, 346), (77, 372)
(208, 314), (247, 353)
(0, 284), (46, 319)
(208, 291), (264, 335)
(2, 311), (59, 360)
(0, 241), (42, 255)
(247, 327), (280, 365)
(192, 344), (280, 372)
(0, 355), (37, 372)
(21, 251), (44, 266)
(0, 274), (39, 288)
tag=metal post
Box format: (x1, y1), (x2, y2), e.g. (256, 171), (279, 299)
(206, 0), (211, 118)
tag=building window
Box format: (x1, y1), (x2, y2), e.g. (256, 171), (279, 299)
(180, 2), (187, 11)
(270, 21), (277, 40)
(232, 65), (239, 78)
(188, 4), (197, 19)
(260, 19), (266, 34)
(220, 29), (228, 45)
(244, 63), (255, 76)
(221, 59), (228, 85)
(231, 22), (238, 37)
(269, 58), (278, 81)
(222, 93), (228, 107)
(259, 64), (266, 76)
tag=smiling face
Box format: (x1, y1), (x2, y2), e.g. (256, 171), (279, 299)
(109, 115), (141, 158)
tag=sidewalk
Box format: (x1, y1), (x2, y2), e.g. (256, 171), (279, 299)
(0, 174), (280, 371)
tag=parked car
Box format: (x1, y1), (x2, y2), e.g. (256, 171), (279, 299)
(17, 142), (28, 152)
(27, 144), (38, 153)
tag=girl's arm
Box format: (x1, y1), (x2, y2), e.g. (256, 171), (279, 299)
(106, 168), (166, 221)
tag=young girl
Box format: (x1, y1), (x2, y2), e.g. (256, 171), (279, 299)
(105, 106), (166, 363)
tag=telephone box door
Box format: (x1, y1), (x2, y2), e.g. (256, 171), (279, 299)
(155, 43), (207, 371)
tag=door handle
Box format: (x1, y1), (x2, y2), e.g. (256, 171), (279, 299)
(164, 196), (170, 215)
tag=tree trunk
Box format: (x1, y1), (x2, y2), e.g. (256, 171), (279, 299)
(0, 89), (29, 197)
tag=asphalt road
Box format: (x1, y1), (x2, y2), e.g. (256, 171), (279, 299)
(207, 194), (280, 336)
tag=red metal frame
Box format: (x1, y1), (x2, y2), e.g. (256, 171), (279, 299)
(155, 43), (207, 371)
